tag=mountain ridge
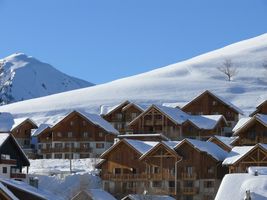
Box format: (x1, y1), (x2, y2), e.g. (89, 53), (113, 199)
(0, 52), (94, 104)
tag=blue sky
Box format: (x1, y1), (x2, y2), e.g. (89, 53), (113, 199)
(0, 0), (267, 84)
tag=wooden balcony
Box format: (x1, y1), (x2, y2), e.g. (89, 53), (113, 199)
(102, 172), (175, 181)
(152, 187), (175, 195)
(182, 187), (198, 195)
(40, 147), (92, 154)
(181, 172), (197, 180)
(10, 173), (26, 179)
(0, 158), (17, 165)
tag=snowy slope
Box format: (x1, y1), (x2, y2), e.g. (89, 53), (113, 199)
(0, 53), (93, 104)
(1, 33), (267, 117)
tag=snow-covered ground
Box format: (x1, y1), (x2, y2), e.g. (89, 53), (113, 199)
(23, 159), (102, 200)
(0, 53), (93, 105)
(0, 33), (267, 118)
(215, 171), (267, 200)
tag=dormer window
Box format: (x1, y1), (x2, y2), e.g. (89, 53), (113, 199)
(212, 101), (217, 106)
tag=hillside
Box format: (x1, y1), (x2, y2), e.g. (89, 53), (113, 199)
(0, 33), (267, 117)
(0, 53), (93, 104)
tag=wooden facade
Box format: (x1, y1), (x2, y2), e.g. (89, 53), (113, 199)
(37, 111), (116, 159)
(102, 101), (145, 134)
(128, 105), (226, 140)
(208, 136), (233, 152)
(99, 139), (228, 200)
(226, 144), (267, 173)
(233, 116), (267, 146)
(181, 90), (241, 130)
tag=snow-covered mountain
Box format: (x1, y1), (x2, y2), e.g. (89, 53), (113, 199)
(0, 53), (93, 104)
(1, 33), (267, 117)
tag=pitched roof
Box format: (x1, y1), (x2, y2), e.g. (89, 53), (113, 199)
(0, 182), (19, 200)
(0, 178), (63, 200)
(33, 110), (119, 136)
(176, 138), (228, 161)
(223, 144), (267, 165)
(0, 113), (37, 133)
(233, 114), (267, 135)
(100, 100), (130, 115)
(208, 135), (237, 148)
(162, 102), (188, 109)
(129, 104), (225, 130)
(182, 90), (243, 114)
(72, 189), (116, 200)
(117, 133), (170, 141)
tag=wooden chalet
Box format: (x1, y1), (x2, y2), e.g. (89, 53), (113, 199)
(128, 105), (227, 140)
(0, 133), (30, 181)
(35, 110), (119, 159)
(98, 138), (228, 200)
(71, 189), (116, 200)
(250, 100), (267, 116)
(223, 144), (267, 173)
(232, 114), (267, 146)
(0, 113), (38, 158)
(117, 133), (170, 141)
(101, 101), (148, 134)
(181, 90), (243, 131)
(174, 139), (228, 200)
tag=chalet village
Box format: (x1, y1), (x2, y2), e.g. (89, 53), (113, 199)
(0, 90), (267, 199)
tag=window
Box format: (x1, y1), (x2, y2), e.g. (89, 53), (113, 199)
(99, 132), (103, 137)
(153, 166), (160, 174)
(114, 168), (121, 174)
(204, 181), (214, 188)
(57, 132), (62, 137)
(83, 132), (88, 138)
(24, 140), (30, 145)
(185, 166), (193, 175)
(212, 101), (217, 106)
(70, 121), (74, 126)
(96, 143), (104, 149)
(68, 132), (73, 138)
(55, 143), (62, 148)
(131, 113), (138, 119)
(116, 123), (122, 130)
(46, 154), (52, 159)
(116, 113), (123, 120)
(81, 143), (90, 149)
(207, 166), (214, 174)
(65, 143), (74, 148)
(54, 154), (62, 159)
(152, 181), (162, 187)
(2, 167), (7, 174)
(184, 181), (194, 187)
(169, 181), (175, 188)
(65, 154), (73, 159)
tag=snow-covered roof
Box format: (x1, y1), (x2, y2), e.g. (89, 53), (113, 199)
(0, 178), (63, 200)
(123, 194), (175, 200)
(248, 166), (267, 176)
(223, 144), (267, 165)
(155, 105), (189, 124)
(186, 115), (225, 130)
(0, 182), (19, 200)
(162, 141), (181, 149)
(117, 133), (170, 141)
(100, 100), (129, 115)
(232, 117), (251, 132)
(0, 133), (10, 147)
(215, 173), (267, 200)
(177, 139), (228, 161)
(78, 110), (119, 134)
(32, 110), (119, 136)
(86, 189), (117, 200)
(162, 102), (188, 108)
(210, 135), (237, 148)
(233, 114), (267, 135)
(125, 139), (158, 155)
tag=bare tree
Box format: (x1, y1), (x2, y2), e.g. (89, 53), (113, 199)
(217, 59), (238, 81)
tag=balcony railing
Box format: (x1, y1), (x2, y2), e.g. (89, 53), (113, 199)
(182, 187), (198, 195)
(181, 172), (197, 180)
(0, 158), (17, 165)
(10, 173), (26, 179)
(102, 172), (175, 181)
(40, 147), (92, 153)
